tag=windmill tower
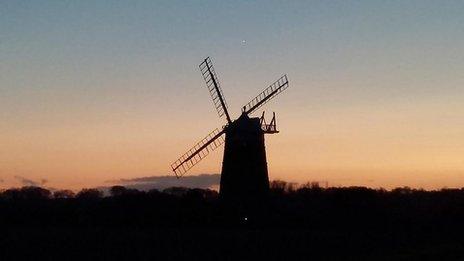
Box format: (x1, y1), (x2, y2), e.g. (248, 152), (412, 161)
(171, 57), (289, 201)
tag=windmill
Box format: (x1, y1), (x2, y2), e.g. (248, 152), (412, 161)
(171, 57), (289, 200)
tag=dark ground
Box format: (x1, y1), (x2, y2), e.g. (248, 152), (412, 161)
(1, 184), (464, 260)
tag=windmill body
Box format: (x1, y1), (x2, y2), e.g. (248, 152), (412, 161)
(171, 57), (288, 200)
(220, 114), (269, 200)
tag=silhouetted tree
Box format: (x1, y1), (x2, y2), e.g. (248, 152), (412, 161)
(270, 180), (296, 194)
(109, 185), (127, 197)
(1, 186), (51, 200)
(163, 187), (189, 197)
(300, 181), (322, 190)
(76, 188), (103, 199)
(391, 186), (413, 194)
(109, 186), (142, 197)
(0, 188), (21, 200)
(53, 189), (75, 199)
(147, 188), (161, 196)
(184, 188), (218, 201)
(201, 188), (219, 200)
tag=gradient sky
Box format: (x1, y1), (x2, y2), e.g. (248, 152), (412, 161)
(1, 0), (464, 190)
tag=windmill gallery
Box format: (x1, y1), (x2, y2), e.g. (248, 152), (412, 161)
(171, 57), (289, 200)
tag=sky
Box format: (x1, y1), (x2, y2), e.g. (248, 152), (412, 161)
(1, 0), (464, 190)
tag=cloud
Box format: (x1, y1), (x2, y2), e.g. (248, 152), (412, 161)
(14, 176), (48, 186)
(108, 174), (220, 191)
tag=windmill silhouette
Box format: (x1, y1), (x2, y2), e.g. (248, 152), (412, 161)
(171, 57), (289, 200)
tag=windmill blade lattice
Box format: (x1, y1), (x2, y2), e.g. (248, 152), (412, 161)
(199, 57), (232, 123)
(171, 128), (225, 178)
(242, 74), (289, 115)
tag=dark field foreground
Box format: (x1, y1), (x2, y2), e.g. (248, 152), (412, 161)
(1, 184), (464, 260)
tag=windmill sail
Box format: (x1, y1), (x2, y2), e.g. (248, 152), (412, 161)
(171, 128), (225, 177)
(199, 57), (232, 123)
(242, 74), (289, 115)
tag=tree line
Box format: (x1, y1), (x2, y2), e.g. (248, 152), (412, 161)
(0, 181), (464, 228)
(1, 181), (464, 259)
